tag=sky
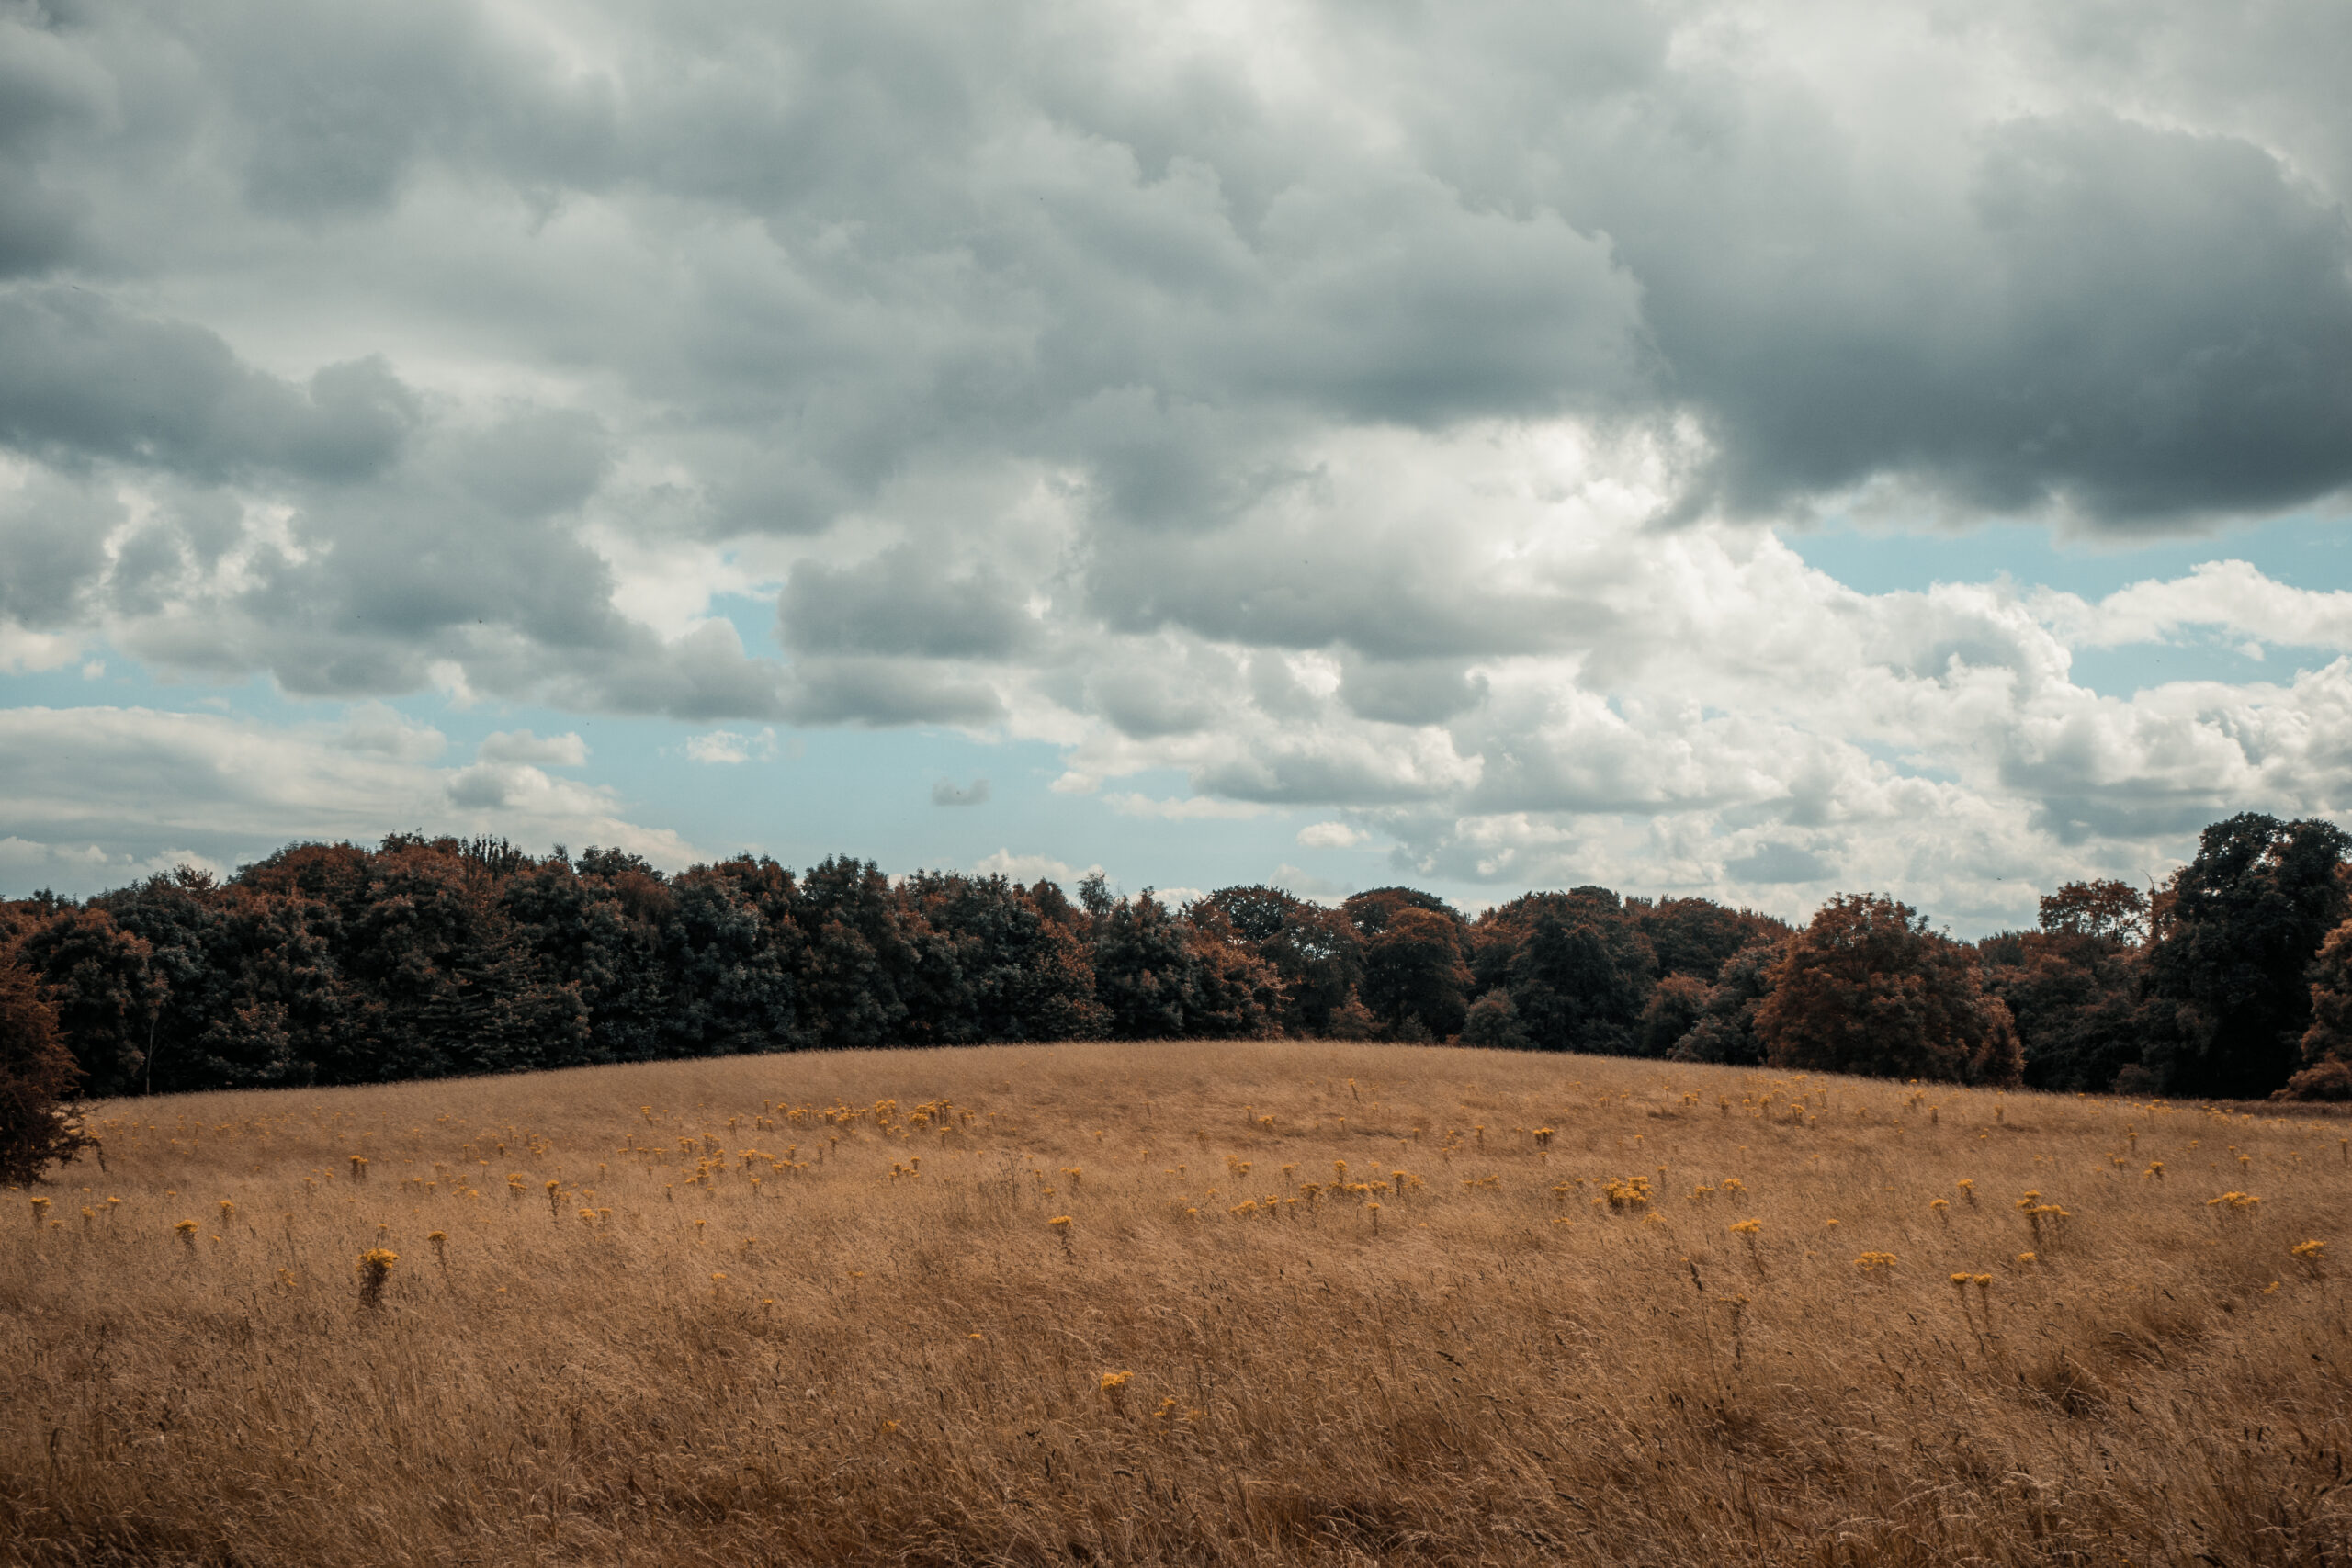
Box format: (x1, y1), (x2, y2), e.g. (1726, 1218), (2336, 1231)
(3, 0), (2351, 935)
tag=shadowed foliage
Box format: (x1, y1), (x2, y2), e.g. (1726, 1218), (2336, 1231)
(7, 812), (2351, 1110)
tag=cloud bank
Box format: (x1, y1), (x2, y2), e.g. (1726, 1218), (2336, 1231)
(2, 0), (2350, 919)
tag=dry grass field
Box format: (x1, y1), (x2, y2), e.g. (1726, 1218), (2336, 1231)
(4, 1042), (2350, 1567)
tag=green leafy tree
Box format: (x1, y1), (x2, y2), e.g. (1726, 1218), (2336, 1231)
(2141, 814), (2350, 1099)
(790, 857), (916, 1051)
(1457, 988), (1529, 1049)
(902, 872), (1106, 1042)
(1632, 897), (1792, 983)
(99, 868), (346, 1091)
(1979, 881), (2148, 1092)
(1668, 939), (1783, 1066)
(1471, 889), (1656, 1055)
(1358, 906), (1473, 1040)
(1091, 891), (1202, 1039)
(502, 852), (672, 1066)
(327, 840), (584, 1079)
(1636, 974), (1711, 1056)
(662, 860), (806, 1057)
(13, 904), (164, 1096)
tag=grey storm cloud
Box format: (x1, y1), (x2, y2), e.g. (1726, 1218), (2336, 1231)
(0, 1), (2345, 552)
(1337, 658), (1489, 727)
(3, 0), (2351, 760)
(0, 289), (421, 483)
(1645, 112), (2352, 524)
(931, 776), (990, 807)
(1724, 841), (1830, 886)
(779, 547), (1029, 660)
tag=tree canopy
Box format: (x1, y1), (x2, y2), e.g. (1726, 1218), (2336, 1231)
(4, 805), (2348, 1166)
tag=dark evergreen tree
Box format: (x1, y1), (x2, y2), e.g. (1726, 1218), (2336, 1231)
(792, 857), (920, 1050)
(903, 872), (1106, 1042)
(502, 854), (670, 1066)
(1091, 891), (1203, 1039)
(662, 859), (806, 1057)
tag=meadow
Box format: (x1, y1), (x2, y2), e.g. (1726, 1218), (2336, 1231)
(3, 1042), (2348, 1567)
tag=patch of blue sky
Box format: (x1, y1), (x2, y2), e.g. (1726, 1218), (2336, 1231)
(1787, 510), (2352, 698)
(2063, 637), (2341, 698)
(1, 639), (1403, 902)
(1849, 737), (1959, 784)
(1783, 510), (2352, 603)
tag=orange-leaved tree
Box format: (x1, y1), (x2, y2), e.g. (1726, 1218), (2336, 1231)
(2288, 917), (2352, 1100)
(1754, 893), (2020, 1085)
(1, 938), (97, 1183)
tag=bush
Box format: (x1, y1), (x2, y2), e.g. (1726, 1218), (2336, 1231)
(0, 948), (96, 1184)
(1458, 990), (1529, 1049)
(2277, 1059), (2352, 1102)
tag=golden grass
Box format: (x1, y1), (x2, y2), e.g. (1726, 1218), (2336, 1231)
(6, 1043), (2350, 1566)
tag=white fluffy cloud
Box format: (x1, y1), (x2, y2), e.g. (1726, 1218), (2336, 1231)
(684, 728), (776, 764)
(1107, 794), (1269, 821)
(477, 728), (587, 766)
(972, 850), (1102, 887)
(0, 705), (695, 877)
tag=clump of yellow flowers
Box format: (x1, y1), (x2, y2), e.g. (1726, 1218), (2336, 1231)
(356, 1248), (398, 1309)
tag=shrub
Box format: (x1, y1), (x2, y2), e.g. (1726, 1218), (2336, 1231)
(2277, 1059), (2352, 1102)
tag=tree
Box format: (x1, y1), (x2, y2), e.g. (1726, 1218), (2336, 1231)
(1197, 886), (1363, 1035)
(503, 854), (671, 1066)
(13, 905), (164, 1096)
(792, 857), (918, 1051)
(1091, 892), (1206, 1039)
(1980, 881), (2148, 1092)
(329, 839), (584, 1080)
(902, 873), (1106, 1042)
(1342, 886), (1462, 938)
(1178, 903), (1284, 1038)
(1668, 939), (1783, 1066)
(2287, 915), (2352, 1100)
(2141, 814), (2351, 1099)
(1471, 889), (1656, 1055)
(0, 942), (96, 1183)
(1754, 894), (2020, 1084)
(2038, 880), (2148, 944)
(1637, 974), (1711, 1056)
(1457, 989), (1529, 1049)
(1358, 907), (1472, 1040)
(1632, 897), (1792, 984)
(662, 861), (804, 1057)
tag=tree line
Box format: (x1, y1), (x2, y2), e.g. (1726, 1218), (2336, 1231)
(3, 812), (2351, 1141)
